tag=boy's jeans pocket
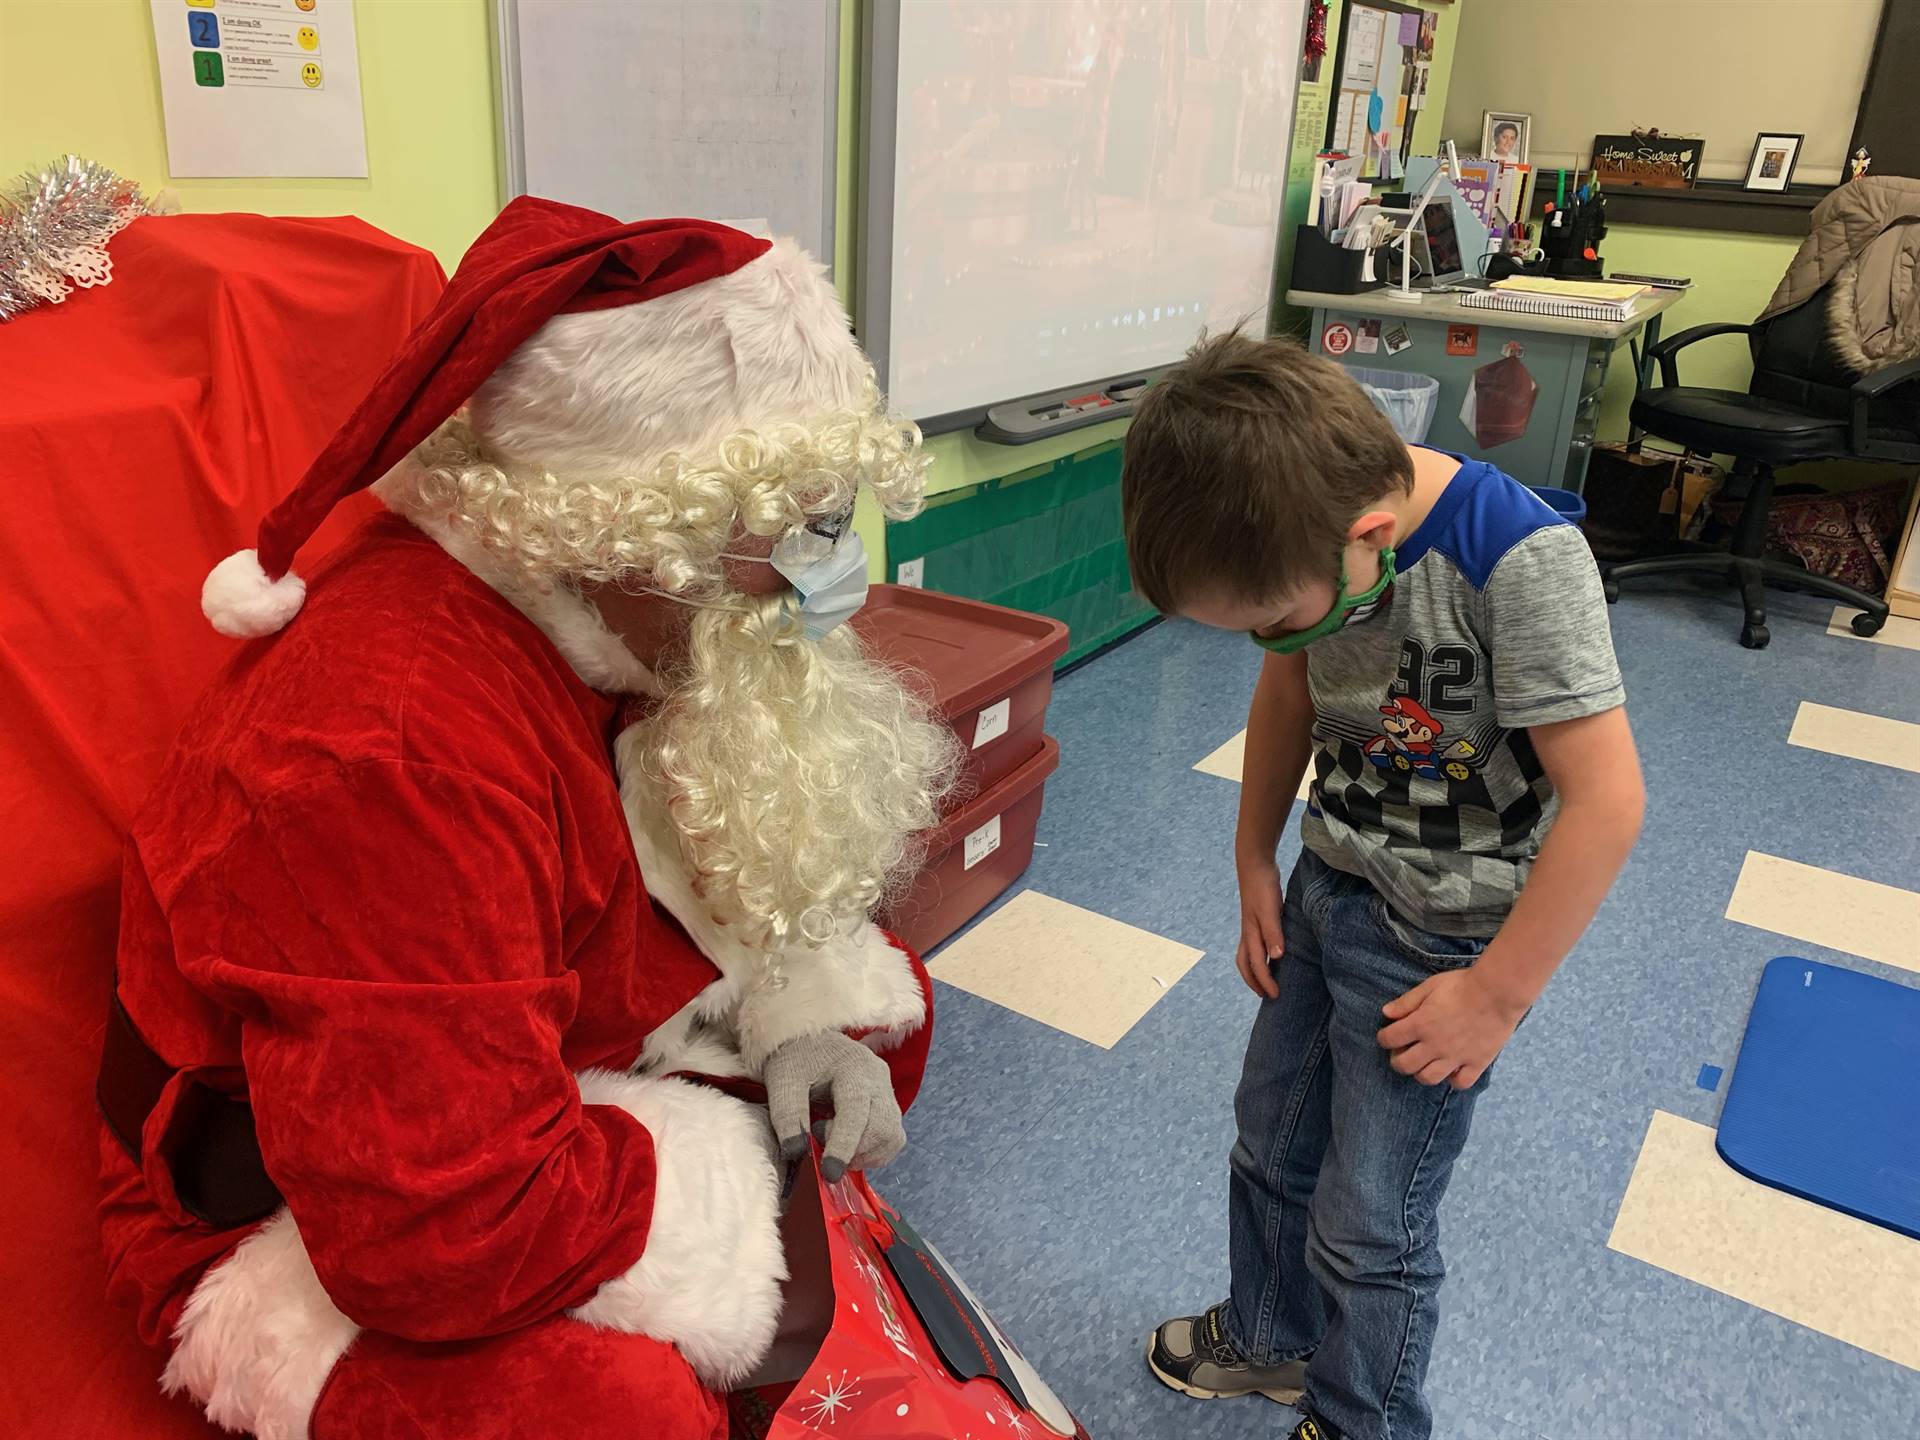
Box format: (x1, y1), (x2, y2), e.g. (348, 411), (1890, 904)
(1371, 897), (1488, 973)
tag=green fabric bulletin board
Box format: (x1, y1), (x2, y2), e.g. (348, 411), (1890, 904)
(885, 439), (1156, 667)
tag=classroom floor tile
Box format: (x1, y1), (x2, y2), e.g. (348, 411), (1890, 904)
(1608, 1111), (1920, 1372)
(926, 889), (1204, 1048)
(1193, 729), (1246, 781)
(1192, 727), (1314, 798)
(1725, 852), (1920, 973)
(1786, 700), (1920, 775)
(1827, 605), (1920, 651)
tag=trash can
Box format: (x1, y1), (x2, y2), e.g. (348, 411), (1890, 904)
(1529, 486), (1587, 526)
(1345, 365), (1441, 443)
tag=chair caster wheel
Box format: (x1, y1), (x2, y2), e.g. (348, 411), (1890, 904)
(1852, 611), (1886, 638)
(1741, 623), (1770, 650)
(1602, 575), (1620, 604)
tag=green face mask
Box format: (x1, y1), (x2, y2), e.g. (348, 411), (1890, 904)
(1250, 547), (1397, 655)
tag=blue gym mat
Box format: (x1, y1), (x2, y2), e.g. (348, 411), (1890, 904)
(1717, 956), (1920, 1240)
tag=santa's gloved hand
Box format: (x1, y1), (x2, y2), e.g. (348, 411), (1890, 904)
(764, 1030), (906, 1183)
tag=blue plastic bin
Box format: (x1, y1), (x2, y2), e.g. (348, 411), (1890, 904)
(1529, 486), (1587, 527)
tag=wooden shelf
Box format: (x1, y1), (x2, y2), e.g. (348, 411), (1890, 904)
(1530, 179), (1831, 236)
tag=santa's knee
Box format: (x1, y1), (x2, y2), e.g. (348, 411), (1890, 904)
(309, 1318), (725, 1440)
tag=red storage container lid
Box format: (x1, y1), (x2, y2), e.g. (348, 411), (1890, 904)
(853, 585), (1070, 721)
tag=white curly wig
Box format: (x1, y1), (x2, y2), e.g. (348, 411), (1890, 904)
(378, 235), (958, 949)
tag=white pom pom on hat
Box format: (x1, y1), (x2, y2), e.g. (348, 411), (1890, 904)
(200, 198), (774, 638)
(202, 550), (308, 639)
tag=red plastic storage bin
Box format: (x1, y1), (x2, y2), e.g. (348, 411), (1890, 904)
(881, 735), (1060, 956)
(854, 585), (1070, 813)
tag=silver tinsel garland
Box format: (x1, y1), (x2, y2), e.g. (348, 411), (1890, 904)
(0, 156), (149, 322)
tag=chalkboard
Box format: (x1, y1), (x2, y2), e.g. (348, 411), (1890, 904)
(493, 0), (837, 265)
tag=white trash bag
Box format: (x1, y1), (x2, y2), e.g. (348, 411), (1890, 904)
(1344, 365), (1440, 444)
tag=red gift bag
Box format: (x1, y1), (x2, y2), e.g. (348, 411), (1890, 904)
(730, 1154), (1091, 1439)
(1458, 342), (1539, 448)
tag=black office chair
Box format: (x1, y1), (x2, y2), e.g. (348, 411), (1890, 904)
(1604, 287), (1920, 648)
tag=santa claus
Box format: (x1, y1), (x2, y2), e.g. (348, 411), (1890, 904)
(97, 199), (961, 1440)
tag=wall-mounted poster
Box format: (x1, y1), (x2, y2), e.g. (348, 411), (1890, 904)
(149, 0), (368, 177)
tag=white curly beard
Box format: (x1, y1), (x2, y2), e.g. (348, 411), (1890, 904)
(626, 591), (961, 952)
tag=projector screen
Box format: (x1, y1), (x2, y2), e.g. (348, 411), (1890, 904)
(862, 0), (1307, 431)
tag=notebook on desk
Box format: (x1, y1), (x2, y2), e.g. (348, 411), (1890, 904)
(1458, 276), (1651, 321)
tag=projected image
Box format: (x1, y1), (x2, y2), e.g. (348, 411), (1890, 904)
(886, 0), (1300, 422)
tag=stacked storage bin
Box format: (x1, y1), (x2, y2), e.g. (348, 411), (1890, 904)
(853, 585), (1069, 955)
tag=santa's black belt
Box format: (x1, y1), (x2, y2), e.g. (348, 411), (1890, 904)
(97, 993), (284, 1230)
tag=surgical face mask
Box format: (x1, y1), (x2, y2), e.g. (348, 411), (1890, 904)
(1250, 547), (1396, 655)
(725, 504), (869, 641)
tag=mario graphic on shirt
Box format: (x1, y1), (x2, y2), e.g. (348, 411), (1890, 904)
(1366, 695), (1479, 781)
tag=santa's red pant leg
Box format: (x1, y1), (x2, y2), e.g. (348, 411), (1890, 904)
(309, 1317), (724, 1440)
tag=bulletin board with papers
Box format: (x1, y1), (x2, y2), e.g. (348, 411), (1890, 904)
(1325, 0), (1439, 182)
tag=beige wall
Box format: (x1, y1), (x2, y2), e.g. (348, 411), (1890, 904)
(1442, 0), (1881, 184)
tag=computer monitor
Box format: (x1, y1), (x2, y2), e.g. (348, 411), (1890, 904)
(1418, 200), (1466, 286)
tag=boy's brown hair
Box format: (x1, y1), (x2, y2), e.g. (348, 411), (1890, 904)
(1122, 328), (1413, 616)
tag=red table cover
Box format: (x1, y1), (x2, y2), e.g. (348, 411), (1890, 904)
(0, 212), (445, 1436)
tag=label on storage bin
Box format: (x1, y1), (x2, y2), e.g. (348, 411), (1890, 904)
(973, 697), (1012, 748)
(897, 557), (925, 588)
(963, 815), (1003, 871)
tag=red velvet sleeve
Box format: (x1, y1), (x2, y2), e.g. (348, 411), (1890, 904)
(875, 943), (935, 1115)
(177, 760), (657, 1342)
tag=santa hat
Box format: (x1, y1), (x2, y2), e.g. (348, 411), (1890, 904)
(202, 198), (775, 639)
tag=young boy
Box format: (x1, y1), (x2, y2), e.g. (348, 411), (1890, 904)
(1123, 332), (1643, 1440)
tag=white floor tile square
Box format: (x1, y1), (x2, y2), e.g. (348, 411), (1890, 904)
(1192, 728), (1313, 799)
(1609, 1111), (1920, 1371)
(928, 889), (1204, 1048)
(1725, 852), (1920, 974)
(1788, 701), (1920, 775)
(1827, 606), (1920, 651)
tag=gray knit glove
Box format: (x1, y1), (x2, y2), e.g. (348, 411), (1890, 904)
(763, 1030), (907, 1183)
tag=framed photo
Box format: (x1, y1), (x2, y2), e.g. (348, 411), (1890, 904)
(1744, 133), (1804, 192)
(1481, 111), (1530, 165)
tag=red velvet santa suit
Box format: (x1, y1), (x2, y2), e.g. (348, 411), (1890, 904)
(101, 512), (933, 1440)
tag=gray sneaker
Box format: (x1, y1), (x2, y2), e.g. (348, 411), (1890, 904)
(1144, 1303), (1307, 1403)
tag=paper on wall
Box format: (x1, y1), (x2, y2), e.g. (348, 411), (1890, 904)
(150, 0), (368, 178)
(1342, 6), (1383, 87)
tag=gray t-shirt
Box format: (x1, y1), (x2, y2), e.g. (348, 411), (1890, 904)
(1300, 454), (1625, 937)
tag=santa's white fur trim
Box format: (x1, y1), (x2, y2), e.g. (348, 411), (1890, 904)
(733, 925), (926, 1074)
(570, 1072), (785, 1388)
(617, 740), (928, 1073)
(470, 237), (868, 479)
(161, 1209), (359, 1440)
(378, 478), (662, 696)
(202, 550), (307, 639)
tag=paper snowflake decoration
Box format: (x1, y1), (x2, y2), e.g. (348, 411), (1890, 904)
(800, 1371), (863, 1426)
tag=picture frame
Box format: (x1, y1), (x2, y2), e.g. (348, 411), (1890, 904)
(1743, 132), (1804, 192)
(1481, 111), (1530, 165)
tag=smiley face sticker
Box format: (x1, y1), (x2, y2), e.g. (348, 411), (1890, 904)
(300, 61), (323, 88)
(297, 26), (319, 50)
(295, 0), (317, 10)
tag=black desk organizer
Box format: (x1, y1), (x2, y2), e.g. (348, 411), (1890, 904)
(1291, 224), (1382, 295)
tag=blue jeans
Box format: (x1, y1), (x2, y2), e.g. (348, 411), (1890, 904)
(1226, 849), (1492, 1440)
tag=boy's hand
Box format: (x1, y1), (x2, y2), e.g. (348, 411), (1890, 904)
(1375, 968), (1527, 1089)
(1234, 854), (1285, 999)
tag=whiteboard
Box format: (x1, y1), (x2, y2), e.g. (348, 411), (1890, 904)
(494, 0), (837, 264)
(862, 0), (1307, 430)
